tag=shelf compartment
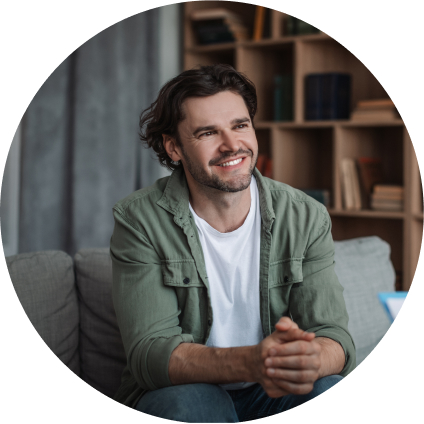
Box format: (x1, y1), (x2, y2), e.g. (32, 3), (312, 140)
(295, 37), (390, 122)
(338, 125), (404, 186)
(272, 127), (333, 205)
(184, 1), (258, 50)
(238, 42), (294, 122)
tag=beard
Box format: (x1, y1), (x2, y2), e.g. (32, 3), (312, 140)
(179, 144), (258, 193)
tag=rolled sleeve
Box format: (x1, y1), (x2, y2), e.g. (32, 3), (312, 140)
(110, 207), (194, 391)
(289, 210), (356, 376)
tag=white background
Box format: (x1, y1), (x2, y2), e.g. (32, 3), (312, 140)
(1, 0), (423, 422)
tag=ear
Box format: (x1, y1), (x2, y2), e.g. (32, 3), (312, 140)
(163, 134), (182, 163)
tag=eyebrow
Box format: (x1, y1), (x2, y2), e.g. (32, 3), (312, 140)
(192, 117), (251, 137)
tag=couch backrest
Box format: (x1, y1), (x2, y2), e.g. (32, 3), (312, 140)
(6, 251), (80, 375)
(334, 236), (395, 364)
(74, 248), (126, 399)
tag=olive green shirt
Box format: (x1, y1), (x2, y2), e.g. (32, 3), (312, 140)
(110, 168), (356, 407)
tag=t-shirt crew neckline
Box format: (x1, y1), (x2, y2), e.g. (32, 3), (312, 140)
(188, 177), (256, 238)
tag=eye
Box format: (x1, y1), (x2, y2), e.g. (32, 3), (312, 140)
(235, 124), (248, 129)
(199, 131), (215, 138)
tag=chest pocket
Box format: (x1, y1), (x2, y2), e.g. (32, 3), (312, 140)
(161, 260), (204, 287)
(161, 260), (207, 342)
(268, 258), (303, 288)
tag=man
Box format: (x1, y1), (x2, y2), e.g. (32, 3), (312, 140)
(110, 64), (355, 422)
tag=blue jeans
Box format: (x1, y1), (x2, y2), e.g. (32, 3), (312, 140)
(135, 375), (343, 422)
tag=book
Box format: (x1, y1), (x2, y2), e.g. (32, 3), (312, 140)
(286, 16), (319, 35)
(351, 98), (399, 121)
(341, 158), (361, 210)
(351, 108), (400, 121)
(370, 198), (403, 211)
(356, 98), (394, 109)
(357, 157), (384, 208)
(301, 189), (330, 207)
(305, 73), (351, 120)
(253, 6), (266, 41)
(372, 192), (403, 201)
(274, 74), (293, 121)
(373, 185), (404, 195)
(263, 7), (272, 39)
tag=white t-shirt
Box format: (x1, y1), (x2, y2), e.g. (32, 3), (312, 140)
(189, 176), (263, 390)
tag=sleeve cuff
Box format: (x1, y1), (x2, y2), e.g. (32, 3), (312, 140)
(145, 334), (194, 390)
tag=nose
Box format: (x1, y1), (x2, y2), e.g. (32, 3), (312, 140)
(219, 128), (242, 153)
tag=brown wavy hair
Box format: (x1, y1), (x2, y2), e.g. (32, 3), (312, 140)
(139, 64), (257, 171)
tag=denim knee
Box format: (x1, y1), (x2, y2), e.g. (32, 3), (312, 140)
(135, 383), (239, 423)
(310, 375), (343, 397)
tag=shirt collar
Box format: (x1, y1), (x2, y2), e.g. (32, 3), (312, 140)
(157, 167), (275, 230)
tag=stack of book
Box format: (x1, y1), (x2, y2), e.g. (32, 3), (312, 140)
(274, 74), (293, 121)
(351, 98), (400, 121)
(286, 16), (320, 35)
(305, 73), (351, 120)
(370, 185), (404, 211)
(191, 8), (249, 45)
(256, 154), (272, 178)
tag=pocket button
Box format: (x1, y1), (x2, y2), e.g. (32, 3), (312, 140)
(183, 277), (190, 285)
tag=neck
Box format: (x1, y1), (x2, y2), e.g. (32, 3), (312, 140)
(187, 176), (252, 233)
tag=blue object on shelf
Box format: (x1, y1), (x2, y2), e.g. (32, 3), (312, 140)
(378, 291), (407, 322)
(305, 73), (351, 120)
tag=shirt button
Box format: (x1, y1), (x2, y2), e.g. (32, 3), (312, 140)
(183, 277), (190, 284)
(208, 319), (212, 326)
(284, 276), (289, 283)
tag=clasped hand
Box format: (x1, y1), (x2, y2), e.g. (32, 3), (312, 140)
(253, 317), (322, 398)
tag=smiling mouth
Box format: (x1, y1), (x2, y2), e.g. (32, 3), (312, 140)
(218, 158), (243, 167)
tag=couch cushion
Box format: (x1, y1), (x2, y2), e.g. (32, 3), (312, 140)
(6, 250), (80, 374)
(74, 248), (126, 398)
(334, 236), (395, 364)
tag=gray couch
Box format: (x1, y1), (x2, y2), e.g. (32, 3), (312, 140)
(6, 236), (395, 400)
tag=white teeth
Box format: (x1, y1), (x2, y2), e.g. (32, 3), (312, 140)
(219, 158), (243, 167)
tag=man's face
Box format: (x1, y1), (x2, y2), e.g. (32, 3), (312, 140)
(174, 91), (258, 193)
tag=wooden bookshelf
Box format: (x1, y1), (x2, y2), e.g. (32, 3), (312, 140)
(183, 1), (422, 290)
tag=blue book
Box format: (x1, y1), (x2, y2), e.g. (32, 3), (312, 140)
(378, 292), (407, 322)
(305, 73), (351, 120)
(274, 75), (293, 121)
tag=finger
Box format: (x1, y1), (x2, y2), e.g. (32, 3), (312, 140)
(269, 340), (320, 357)
(266, 368), (319, 384)
(274, 317), (298, 331)
(272, 327), (313, 345)
(271, 379), (315, 396)
(265, 355), (320, 371)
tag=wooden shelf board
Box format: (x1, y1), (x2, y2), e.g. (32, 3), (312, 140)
(328, 209), (405, 219)
(188, 33), (331, 52)
(341, 119), (404, 128)
(188, 42), (237, 53)
(254, 119), (404, 129)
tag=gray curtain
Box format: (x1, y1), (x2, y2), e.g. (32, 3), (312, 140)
(17, 10), (161, 255)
